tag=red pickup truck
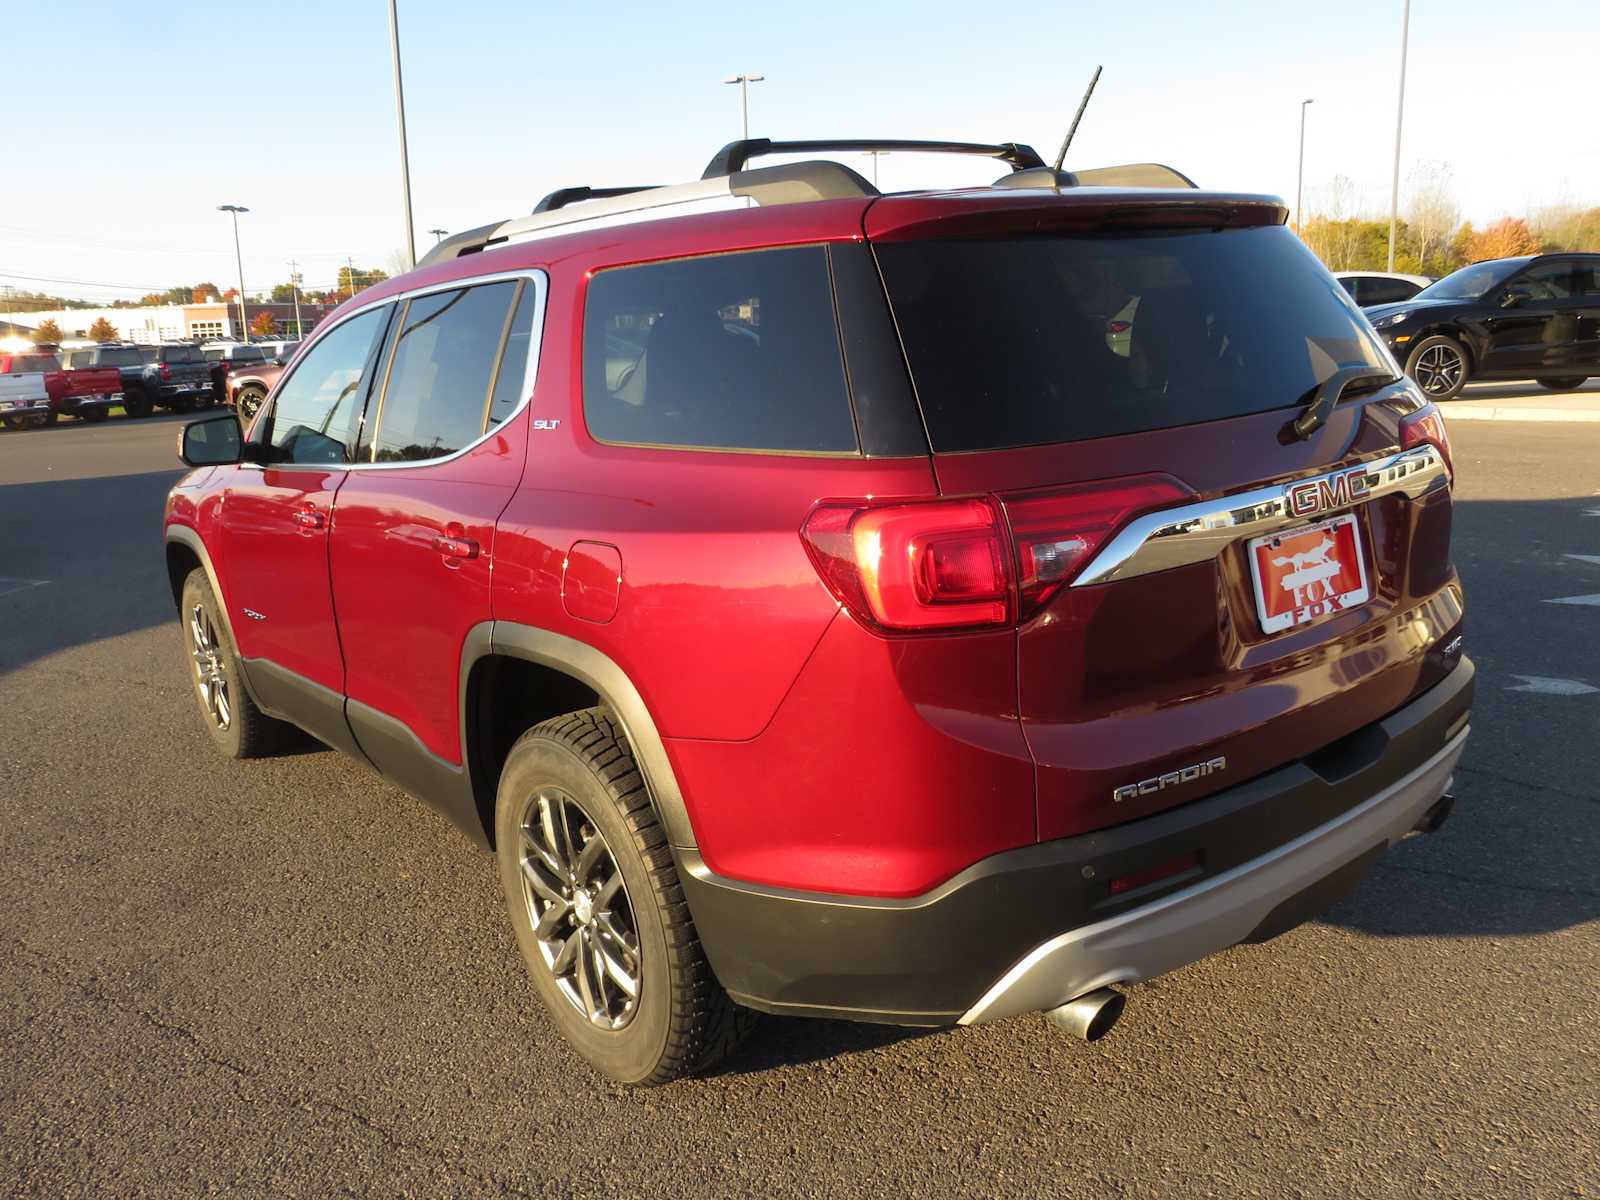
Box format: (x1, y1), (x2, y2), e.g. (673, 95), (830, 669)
(0, 350), (122, 426)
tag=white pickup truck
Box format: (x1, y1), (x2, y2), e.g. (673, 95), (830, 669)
(0, 372), (50, 430)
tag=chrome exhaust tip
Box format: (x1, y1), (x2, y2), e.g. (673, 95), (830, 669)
(1044, 987), (1126, 1041)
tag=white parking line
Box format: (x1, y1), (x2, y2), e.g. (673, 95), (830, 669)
(0, 578), (48, 599)
(1506, 675), (1599, 696)
(1546, 594), (1600, 607)
(1564, 554), (1600, 567)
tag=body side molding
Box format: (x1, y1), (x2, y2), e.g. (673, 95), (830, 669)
(473, 621), (697, 849)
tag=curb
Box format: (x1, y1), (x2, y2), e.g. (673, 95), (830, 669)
(1443, 405), (1600, 424)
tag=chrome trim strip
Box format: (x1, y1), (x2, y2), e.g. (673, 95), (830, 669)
(1072, 444), (1449, 587)
(243, 268), (548, 474)
(958, 725), (1469, 1026)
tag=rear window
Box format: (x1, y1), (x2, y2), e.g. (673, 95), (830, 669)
(13, 354), (60, 372)
(162, 346), (201, 364)
(583, 246), (857, 453)
(875, 225), (1389, 452)
(97, 348), (145, 367)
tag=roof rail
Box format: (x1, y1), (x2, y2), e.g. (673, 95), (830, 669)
(702, 138), (1045, 179)
(533, 185), (660, 214)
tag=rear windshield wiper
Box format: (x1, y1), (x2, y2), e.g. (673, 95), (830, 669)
(1287, 365), (1400, 442)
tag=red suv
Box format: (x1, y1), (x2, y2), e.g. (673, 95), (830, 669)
(164, 138), (1472, 1085)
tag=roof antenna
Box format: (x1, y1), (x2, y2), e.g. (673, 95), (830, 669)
(1053, 65), (1103, 172)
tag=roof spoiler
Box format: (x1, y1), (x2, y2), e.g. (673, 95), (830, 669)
(702, 138), (1045, 179)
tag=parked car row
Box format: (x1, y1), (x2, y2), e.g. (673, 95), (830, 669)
(0, 339), (299, 430)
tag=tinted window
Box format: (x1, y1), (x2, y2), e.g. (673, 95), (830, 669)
(369, 282), (517, 462)
(875, 226), (1391, 452)
(1363, 278), (1422, 305)
(162, 346), (201, 364)
(1418, 261), (1519, 301)
(1580, 263), (1600, 297)
(15, 354), (60, 372)
(97, 347), (145, 367)
(488, 281), (538, 427)
(234, 346), (267, 363)
(263, 307), (388, 465)
(1516, 262), (1574, 300)
(203, 348), (226, 361)
(583, 246), (857, 453)
(1338, 277), (1360, 300)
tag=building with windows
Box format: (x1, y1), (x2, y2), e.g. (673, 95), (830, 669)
(1, 300), (333, 344)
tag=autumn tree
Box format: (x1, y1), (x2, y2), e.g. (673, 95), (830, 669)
(336, 265), (389, 299)
(1470, 217), (1540, 261)
(87, 317), (119, 342)
(250, 311), (279, 337)
(138, 292), (166, 306)
(193, 282), (221, 302)
(1529, 204), (1600, 253)
(1405, 161), (1461, 276)
(34, 318), (64, 343)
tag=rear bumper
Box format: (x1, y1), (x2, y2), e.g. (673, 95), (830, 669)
(682, 654), (1474, 1026)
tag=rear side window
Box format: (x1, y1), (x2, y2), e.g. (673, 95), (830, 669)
(487, 282), (539, 427)
(1363, 278), (1421, 304)
(583, 246), (857, 453)
(875, 225), (1391, 452)
(369, 281), (518, 462)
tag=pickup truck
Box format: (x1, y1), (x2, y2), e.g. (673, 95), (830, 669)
(119, 344), (215, 418)
(0, 351), (121, 425)
(0, 371), (50, 431)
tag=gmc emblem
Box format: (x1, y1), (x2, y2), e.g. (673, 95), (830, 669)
(1287, 466), (1371, 517)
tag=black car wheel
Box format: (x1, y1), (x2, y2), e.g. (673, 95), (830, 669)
(80, 407), (110, 423)
(236, 386), (267, 421)
(1405, 335), (1470, 401)
(494, 708), (756, 1085)
(122, 390), (153, 418)
(1, 414), (28, 432)
(1535, 377), (1586, 391)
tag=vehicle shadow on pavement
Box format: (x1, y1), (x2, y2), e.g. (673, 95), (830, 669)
(703, 1015), (936, 1077)
(0, 469), (184, 679)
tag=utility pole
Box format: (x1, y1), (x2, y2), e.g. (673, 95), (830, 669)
(723, 73), (764, 140)
(428, 228), (447, 244)
(287, 259), (304, 339)
(388, 0), (417, 270)
(217, 204), (250, 342)
(1296, 98), (1314, 236)
(1387, 0), (1411, 272)
(346, 256), (358, 303)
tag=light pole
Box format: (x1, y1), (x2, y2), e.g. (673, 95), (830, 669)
(1387, 0), (1411, 271)
(722, 73), (764, 141)
(428, 228), (447, 244)
(862, 150), (889, 188)
(388, 0), (417, 270)
(1295, 98), (1313, 236)
(217, 204), (250, 343)
(287, 259), (304, 339)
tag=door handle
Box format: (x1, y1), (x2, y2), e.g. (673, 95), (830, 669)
(292, 507), (325, 529)
(432, 534), (479, 560)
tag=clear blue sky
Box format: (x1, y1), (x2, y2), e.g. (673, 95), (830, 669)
(4, 0), (1596, 303)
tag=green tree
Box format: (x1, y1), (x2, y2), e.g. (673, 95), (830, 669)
(270, 281), (300, 303)
(34, 318), (64, 343)
(336, 265), (389, 299)
(250, 311), (279, 337)
(87, 317), (119, 342)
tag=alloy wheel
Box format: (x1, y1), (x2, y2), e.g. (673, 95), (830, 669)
(188, 603), (231, 730)
(518, 789), (641, 1030)
(1413, 344), (1464, 396)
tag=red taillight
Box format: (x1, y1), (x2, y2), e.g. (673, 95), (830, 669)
(1002, 474), (1194, 619)
(802, 498), (1010, 632)
(1399, 403), (1453, 478)
(801, 474), (1192, 635)
(160, 362), (171, 381)
(1108, 850), (1201, 896)
(1106, 320), (1131, 334)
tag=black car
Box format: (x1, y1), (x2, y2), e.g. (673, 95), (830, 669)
(1365, 253), (1600, 400)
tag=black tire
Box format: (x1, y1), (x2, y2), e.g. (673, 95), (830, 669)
(167, 396), (196, 414)
(237, 386), (267, 422)
(43, 411), (60, 427)
(122, 389), (153, 418)
(179, 568), (295, 759)
(1535, 376), (1586, 390)
(1404, 334), (1470, 401)
(494, 708), (756, 1085)
(80, 406), (109, 423)
(1, 414), (27, 432)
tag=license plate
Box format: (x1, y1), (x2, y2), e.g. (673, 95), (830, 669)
(1247, 513), (1371, 634)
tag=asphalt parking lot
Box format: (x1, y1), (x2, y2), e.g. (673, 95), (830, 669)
(1, 410), (1597, 1198)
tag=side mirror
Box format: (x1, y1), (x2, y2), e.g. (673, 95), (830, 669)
(178, 413), (243, 467)
(1500, 285), (1533, 309)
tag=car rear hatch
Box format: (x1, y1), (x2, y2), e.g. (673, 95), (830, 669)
(865, 190), (1461, 842)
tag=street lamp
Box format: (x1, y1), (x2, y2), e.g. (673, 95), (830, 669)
(862, 150), (889, 189)
(1386, 0), (1411, 272)
(428, 228), (448, 244)
(1295, 98), (1314, 236)
(216, 204), (250, 343)
(722, 73), (764, 141)
(388, 0), (417, 270)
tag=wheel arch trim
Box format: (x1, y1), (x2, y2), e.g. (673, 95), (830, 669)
(465, 621), (697, 849)
(165, 523), (269, 713)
